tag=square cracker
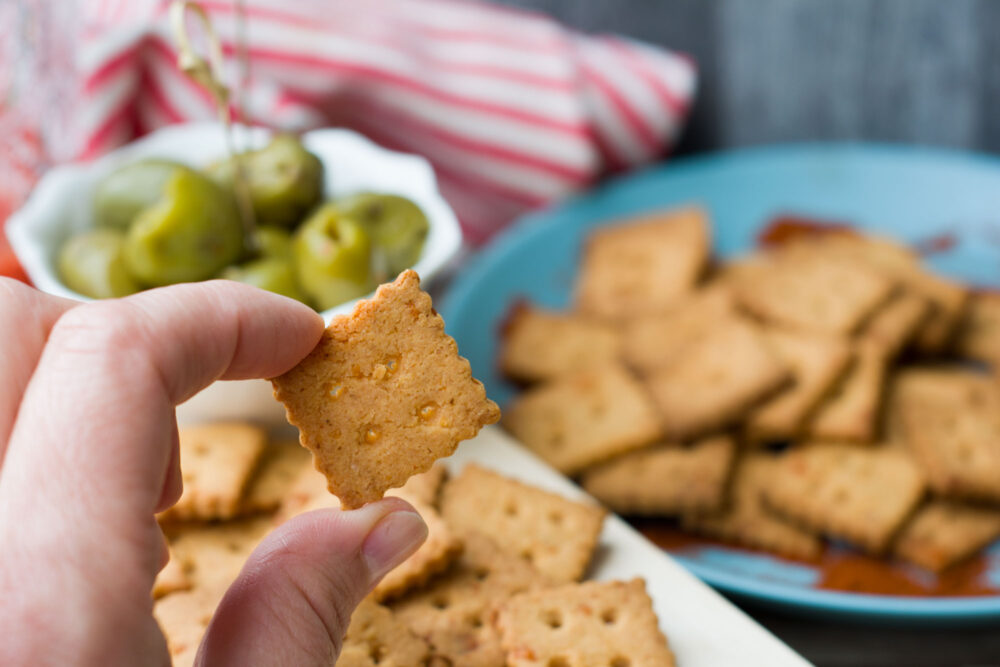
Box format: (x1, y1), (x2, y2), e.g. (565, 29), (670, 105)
(337, 597), (431, 667)
(390, 530), (549, 667)
(762, 442), (926, 554)
(275, 466), (341, 522)
(165, 517), (274, 591)
(500, 304), (621, 383)
(892, 368), (1000, 502)
(272, 270), (500, 509)
(621, 283), (735, 375)
(643, 316), (790, 440)
(575, 207), (710, 319)
(731, 248), (894, 335)
(387, 463), (448, 508)
(955, 291), (1000, 364)
(238, 439), (312, 515)
(805, 341), (888, 443)
(495, 578), (675, 667)
(440, 464), (606, 583)
(154, 584), (227, 667)
(682, 454), (823, 561)
(859, 289), (930, 357)
(892, 500), (1000, 573)
(503, 362), (662, 475)
(745, 329), (852, 442)
(159, 422), (268, 522)
(581, 436), (736, 516)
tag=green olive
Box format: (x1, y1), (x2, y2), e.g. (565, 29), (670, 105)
(57, 228), (141, 298)
(93, 159), (187, 231)
(333, 193), (429, 281)
(209, 134), (323, 228)
(221, 257), (308, 303)
(123, 166), (244, 287)
(293, 203), (373, 310)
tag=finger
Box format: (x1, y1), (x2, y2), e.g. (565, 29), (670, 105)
(0, 282), (324, 607)
(198, 498), (427, 666)
(0, 279), (77, 463)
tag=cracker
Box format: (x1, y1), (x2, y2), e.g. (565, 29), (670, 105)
(440, 464), (606, 583)
(892, 500), (1000, 573)
(272, 270), (500, 509)
(153, 547), (192, 600)
(154, 585), (225, 667)
(159, 422), (268, 522)
(373, 499), (463, 602)
(859, 289), (931, 357)
(745, 329), (852, 442)
(581, 436), (736, 516)
(391, 531), (549, 667)
(805, 341), (888, 443)
(621, 283), (735, 375)
(955, 291), (1000, 364)
(387, 463), (448, 508)
(500, 304), (621, 382)
(275, 466), (341, 522)
(575, 207), (710, 319)
(732, 248), (894, 334)
(495, 578), (675, 667)
(893, 368), (1000, 502)
(908, 270), (969, 353)
(682, 453), (823, 560)
(166, 517), (273, 591)
(503, 362), (662, 474)
(238, 439), (312, 515)
(337, 597), (432, 667)
(643, 316), (790, 440)
(762, 443), (925, 554)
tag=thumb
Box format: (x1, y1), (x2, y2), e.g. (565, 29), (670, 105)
(196, 497), (427, 666)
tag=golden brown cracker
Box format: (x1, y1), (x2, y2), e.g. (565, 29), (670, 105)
(373, 499), (463, 602)
(159, 422), (268, 522)
(166, 517), (273, 591)
(955, 291), (1000, 364)
(893, 500), (1000, 573)
(272, 270), (500, 509)
(391, 531), (549, 667)
(154, 585), (225, 667)
(893, 368), (1000, 502)
(859, 289), (930, 357)
(153, 548), (192, 600)
(500, 304), (621, 382)
(337, 597), (432, 667)
(275, 466), (341, 523)
(440, 465), (606, 583)
(621, 283), (735, 375)
(683, 453), (823, 560)
(581, 436), (736, 516)
(387, 463), (448, 508)
(503, 362), (662, 475)
(746, 329), (852, 442)
(806, 341), (888, 443)
(495, 578), (675, 667)
(575, 207), (710, 319)
(908, 271), (969, 353)
(731, 248), (894, 335)
(238, 439), (312, 515)
(762, 442), (925, 554)
(644, 316), (790, 440)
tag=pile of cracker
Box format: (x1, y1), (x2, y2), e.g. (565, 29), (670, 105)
(153, 424), (675, 666)
(501, 207), (1000, 572)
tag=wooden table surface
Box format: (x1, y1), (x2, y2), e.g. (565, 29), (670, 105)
(497, 1), (1000, 664)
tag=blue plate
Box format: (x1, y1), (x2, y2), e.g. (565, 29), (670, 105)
(440, 143), (1000, 622)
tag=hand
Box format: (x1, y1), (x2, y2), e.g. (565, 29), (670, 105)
(0, 278), (427, 666)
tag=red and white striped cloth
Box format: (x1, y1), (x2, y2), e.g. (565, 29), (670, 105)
(74, 0), (697, 244)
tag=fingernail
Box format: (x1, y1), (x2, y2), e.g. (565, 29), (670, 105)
(361, 510), (427, 581)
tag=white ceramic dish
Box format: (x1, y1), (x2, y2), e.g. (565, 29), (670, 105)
(6, 122), (463, 423)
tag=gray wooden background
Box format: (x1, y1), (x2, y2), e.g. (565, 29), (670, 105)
(496, 1), (1000, 665)
(499, 0), (1000, 157)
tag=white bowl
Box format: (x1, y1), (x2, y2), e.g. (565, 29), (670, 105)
(6, 122), (462, 424)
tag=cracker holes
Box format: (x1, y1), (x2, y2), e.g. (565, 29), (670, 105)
(548, 657), (570, 667)
(542, 609), (563, 629)
(547, 431), (565, 450)
(504, 501), (519, 517)
(431, 594), (450, 610)
(367, 640), (387, 663)
(610, 656), (631, 667)
(601, 608), (618, 625)
(474, 567), (491, 581)
(548, 511), (564, 525)
(192, 440), (210, 456)
(225, 540), (243, 554)
(520, 548), (535, 564)
(466, 612), (484, 629)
